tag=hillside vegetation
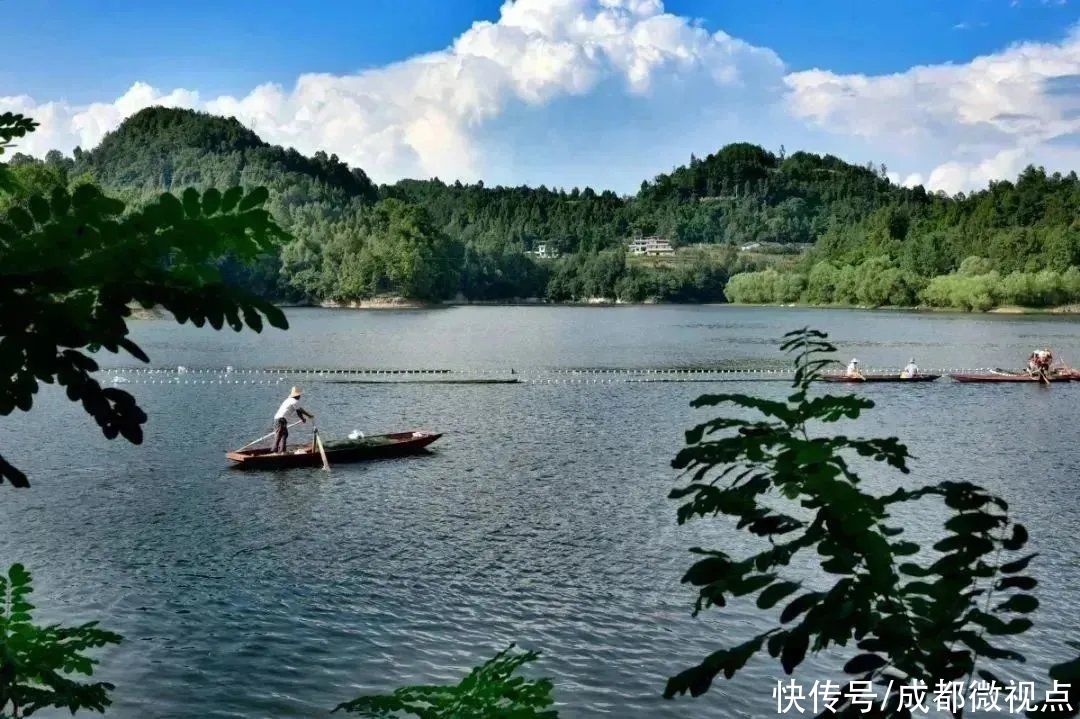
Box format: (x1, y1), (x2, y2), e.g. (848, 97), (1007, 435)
(5, 106), (1079, 308)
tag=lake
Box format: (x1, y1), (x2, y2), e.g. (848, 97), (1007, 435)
(2, 305), (1079, 718)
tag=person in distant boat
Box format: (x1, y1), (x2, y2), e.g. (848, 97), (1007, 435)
(900, 358), (919, 379)
(845, 358), (864, 379)
(273, 386), (315, 453)
(1029, 348), (1053, 375)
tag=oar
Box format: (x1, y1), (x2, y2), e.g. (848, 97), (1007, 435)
(314, 428), (330, 471)
(237, 420), (304, 452)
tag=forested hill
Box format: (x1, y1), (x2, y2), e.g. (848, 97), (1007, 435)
(385, 143), (912, 251)
(636, 143), (909, 246)
(383, 179), (629, 255)
(5, 106), (1079, 308)
(77, 107), (378, 213)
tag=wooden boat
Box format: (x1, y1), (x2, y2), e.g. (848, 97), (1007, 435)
(227, 431), (442, 470)
(990, 367), (1080, 381)
(819, 374), (940, 383)
(949, 372), (1070, 383)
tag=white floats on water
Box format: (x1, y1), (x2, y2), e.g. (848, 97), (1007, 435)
(97, 364), (998, 387)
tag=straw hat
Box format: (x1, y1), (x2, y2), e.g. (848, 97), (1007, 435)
(289, 386), (302, 398)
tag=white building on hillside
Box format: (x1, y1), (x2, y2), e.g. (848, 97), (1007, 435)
(627, 236), (675, 256)
(529, 242), (559, 259)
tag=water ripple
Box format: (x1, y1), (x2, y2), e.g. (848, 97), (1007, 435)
(2, 306), (1079, 718)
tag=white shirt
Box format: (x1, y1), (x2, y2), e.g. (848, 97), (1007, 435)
(846, 361), (860, 375)
(274, 397), (304, 421)
(903, 362), (918, 376)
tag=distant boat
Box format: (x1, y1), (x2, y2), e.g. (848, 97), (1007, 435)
(949, 372), (1071, 383)
(819, 374), (940, 383)
(227, 431), (442, 470)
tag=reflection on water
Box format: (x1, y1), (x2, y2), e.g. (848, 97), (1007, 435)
(1, 306), (1079, 718)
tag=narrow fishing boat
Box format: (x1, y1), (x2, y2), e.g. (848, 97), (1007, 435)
(227, 431), (442, 470)
(819, 374), (940, 383)
(949, 373), (1070, 383)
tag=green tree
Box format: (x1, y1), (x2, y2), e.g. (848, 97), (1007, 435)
(774, 271), (806, 303)
(580, 248), (626, 300)
(0, 564), (122, 718)
(921, 271), (1001, 311)
(957, 255), (993, 277)
(833, 263), (860, 304)
(803, 261), (840, 304)
(1043, 226), (1080, 272)
(334, 645), (557, 718)
(362, 199), (462, 301)
(723, 270), (776, 304)
(0, 115), (39, 195)
(899, 230), (955, 277)
(854, 256), (917, 307)
(1063, 267), (1080, 301)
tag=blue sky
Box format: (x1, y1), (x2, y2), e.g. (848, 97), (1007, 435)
(3, 0), (1080, 193)
(6, 0), (1076, 100)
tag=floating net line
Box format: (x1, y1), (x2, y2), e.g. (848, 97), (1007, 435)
(95, 365), (999, 386)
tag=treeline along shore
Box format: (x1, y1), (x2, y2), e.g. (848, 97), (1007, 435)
(5, 106), (1079, 311)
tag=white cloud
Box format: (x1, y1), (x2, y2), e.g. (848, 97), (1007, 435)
(785, 26), (1080, 192)
(1, 0), (782, 183)
(926, 148), (1030, 194)
(0, 83), (199, 158)
(3, 0), (1079, 194)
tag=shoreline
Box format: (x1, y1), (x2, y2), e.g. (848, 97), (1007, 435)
(722, 302), (1080, 315)
(128, 300), (1080, 317)
(315, 297), (661, 309)
(987, 304), (1080, 315)
(314, 299), (1080, 314)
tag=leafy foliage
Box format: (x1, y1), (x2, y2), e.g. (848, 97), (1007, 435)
(665, 328), (1071, 716)
(1028, 651), (1080, 717)
(0, 114), (38, 150)
(0, 114), (39, 194)
(0, 112), (290, 487)
(333, 645), (557, 719)
(726, 256), (1080, 309)
(0, 564), (121, 717)
(311, 199), (463, 302)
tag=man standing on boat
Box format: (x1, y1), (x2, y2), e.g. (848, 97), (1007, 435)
(845, 358), (864, 379)
(273, 386), (315, 453)
(900, 358), (919, 378)
(1028, 349), (1053, 376)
